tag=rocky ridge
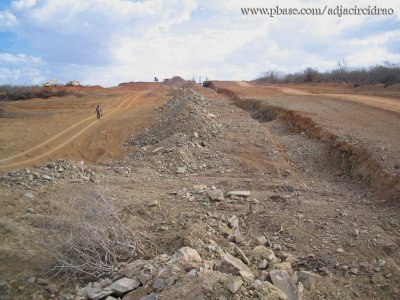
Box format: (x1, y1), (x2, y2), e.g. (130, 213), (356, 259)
(129, 86), (229, 175)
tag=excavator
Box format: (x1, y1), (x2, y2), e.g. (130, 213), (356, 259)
(43, 79), (59, 87)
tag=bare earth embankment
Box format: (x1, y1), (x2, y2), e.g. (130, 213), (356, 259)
(0, 82), (399, 300)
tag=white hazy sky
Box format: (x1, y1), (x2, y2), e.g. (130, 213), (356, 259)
(0, 0), (399, 86)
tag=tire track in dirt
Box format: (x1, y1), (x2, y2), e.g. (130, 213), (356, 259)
(0, 92), (147, 169)
(322, 93), (400, 113)
(233, 82), (400, 113)
(275, 86), (400, 114)
(0, 94), (136, 163)
(0, 95), (133, 163)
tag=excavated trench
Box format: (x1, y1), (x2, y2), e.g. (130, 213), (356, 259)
(211, 86), (399, 203)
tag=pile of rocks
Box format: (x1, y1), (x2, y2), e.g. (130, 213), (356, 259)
(66, 213), (322, 300)
(130, 87), (230, 174)
(0, 159), (98, 188)
(173, 184), (254, 207)
(133, 86), (219, 147)
(70, 243), (320, 300)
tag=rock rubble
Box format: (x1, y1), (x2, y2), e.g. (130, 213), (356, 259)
(67, 211), (324, 300)
(129, 86), (230, 174)
(0, 159), (99, 188)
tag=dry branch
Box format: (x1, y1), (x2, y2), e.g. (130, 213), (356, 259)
(41, 184), (139, 280)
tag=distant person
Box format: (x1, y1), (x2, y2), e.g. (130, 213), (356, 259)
(95, 104), (102, 120)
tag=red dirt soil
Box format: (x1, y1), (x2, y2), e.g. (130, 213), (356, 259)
(209, 81), (400, 202)
(0, 85), (169, 171)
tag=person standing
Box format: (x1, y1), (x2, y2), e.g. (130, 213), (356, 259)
(95, 104), (102, 120)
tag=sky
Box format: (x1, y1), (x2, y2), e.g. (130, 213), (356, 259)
(0, 0), (399, 87)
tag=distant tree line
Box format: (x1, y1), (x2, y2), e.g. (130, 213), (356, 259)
(256, 62), (400, 87)
(0, 85), (72, 101)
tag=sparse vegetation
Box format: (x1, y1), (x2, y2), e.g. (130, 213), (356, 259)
(0, 85), (72, 101)
(257, 62), (400, 87)
(41, 184), (139, 280)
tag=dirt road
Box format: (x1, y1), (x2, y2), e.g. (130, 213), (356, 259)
(218, 81), (400, 113)
(0, 86), (168, 171)
(276, 86), (400, 113)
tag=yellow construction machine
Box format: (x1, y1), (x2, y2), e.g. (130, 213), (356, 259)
(43, 79), (59, 87)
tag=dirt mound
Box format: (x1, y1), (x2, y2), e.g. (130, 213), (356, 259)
(118, 81), (135, 87)
(163, 76), (186, 88)
(134, 88), (219, 145)
(116, 82), (160, 91)
(129, 86), (228, 174)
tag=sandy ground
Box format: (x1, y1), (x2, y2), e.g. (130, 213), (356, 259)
(0, 82), (399, 300)
(0, 85), (169, 170)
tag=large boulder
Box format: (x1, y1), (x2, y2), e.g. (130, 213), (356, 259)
(270, 270), (300, 300)
(110, 277), (141, 296)
(219, 253), (254, 280)
(173, 247), (202, 263)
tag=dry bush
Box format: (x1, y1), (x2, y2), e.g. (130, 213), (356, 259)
(42, 184), (139, 280)
(256, 71), (285, 84)
(0, 85), (72, 101)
